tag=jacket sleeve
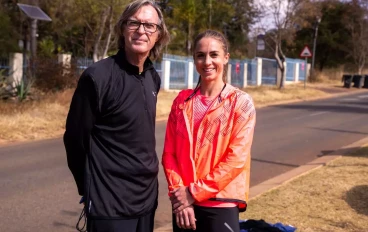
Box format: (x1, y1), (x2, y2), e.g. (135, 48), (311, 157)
(63, 72), (98, 196)
(189, 95), (256, 202)
(162, 97), (184, 193)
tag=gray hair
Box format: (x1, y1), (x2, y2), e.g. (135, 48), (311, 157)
(114, 0), (170, 60)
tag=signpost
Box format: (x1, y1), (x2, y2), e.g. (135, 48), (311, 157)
(300, 45), (312, 89)
(255, 34), (265, 57)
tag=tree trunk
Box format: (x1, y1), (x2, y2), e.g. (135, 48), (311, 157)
(102, 6), (113, 59)
(93, 7), (109, 62)
(186, 23), (192, 56)
(274, 42), (285, 89)
(358, 62), (364, 75)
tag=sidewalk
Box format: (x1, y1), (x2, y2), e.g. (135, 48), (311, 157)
(154, 136), (368, 232)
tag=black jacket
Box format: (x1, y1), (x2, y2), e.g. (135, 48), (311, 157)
(64, 50), (161, 219)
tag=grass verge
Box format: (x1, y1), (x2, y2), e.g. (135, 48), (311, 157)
(0, 82), (354, 143)
(241, 146), (368, 232)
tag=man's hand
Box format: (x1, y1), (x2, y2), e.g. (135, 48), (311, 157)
(170, 186), (195, 213)
(175, 205), (196, 230)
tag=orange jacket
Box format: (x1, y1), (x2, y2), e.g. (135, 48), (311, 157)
(162, 84), (256, 212)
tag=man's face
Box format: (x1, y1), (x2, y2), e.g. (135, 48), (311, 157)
(123, 5), (160, 57)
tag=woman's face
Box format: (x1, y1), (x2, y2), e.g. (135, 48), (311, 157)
(194, 37), (229, 83)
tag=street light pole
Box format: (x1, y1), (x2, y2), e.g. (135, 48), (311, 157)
(311, 17), (321, 77)
(209, 0), (212, 28)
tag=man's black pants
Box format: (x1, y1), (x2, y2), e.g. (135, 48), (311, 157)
(87, 210), (155, 232)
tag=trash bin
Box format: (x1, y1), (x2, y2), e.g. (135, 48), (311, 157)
(342, 74), (353, 88)
(364, 75), (368, 88)
(352, 75), (364, 88)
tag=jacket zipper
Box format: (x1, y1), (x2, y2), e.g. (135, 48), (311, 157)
(140, 78), (148, 111)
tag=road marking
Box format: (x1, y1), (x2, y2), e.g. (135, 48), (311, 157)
(340, 98), (358, 101)
(358, 95), (368, 99)
(309, 111), (328, 117)
(287, 111), (329, 122)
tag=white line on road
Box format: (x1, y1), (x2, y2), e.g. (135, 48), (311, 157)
(358, 95), (368, 99)
(340, 98), (358, 101)
(309, 111), (328, 117)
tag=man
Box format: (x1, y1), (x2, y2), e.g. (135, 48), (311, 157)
(63, 1), (170, 231)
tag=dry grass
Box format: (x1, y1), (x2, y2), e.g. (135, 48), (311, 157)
(0, 89), (73, 143)
(0, 82), (350, 143)
(241, 146), (368, 232)
(156, 90), (179, 119)
(243, 83), (331, 108)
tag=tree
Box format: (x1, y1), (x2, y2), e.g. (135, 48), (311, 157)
(166, 0), (206, 56)
(345, 0), (368, 74)
(223, 0), (260, 58)
(73, 0), (129, 61)
(0, 5), (19, 57)
(35, 0), (129, 59)
(165, 0), (258, 58)
(259, 0), (311, 88)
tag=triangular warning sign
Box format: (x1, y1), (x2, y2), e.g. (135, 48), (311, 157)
(300, 45), (312, 58)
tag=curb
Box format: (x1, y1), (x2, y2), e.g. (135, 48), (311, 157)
(153, 136), (368, 232)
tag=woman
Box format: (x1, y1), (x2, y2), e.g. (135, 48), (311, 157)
(162, 30), (256, 232)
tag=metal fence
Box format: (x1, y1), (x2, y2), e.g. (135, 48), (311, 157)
(0, 58), (10, 76)
(63, 54), (308, 90)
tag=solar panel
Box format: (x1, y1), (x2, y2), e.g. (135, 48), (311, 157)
(17, 3), (52, 21)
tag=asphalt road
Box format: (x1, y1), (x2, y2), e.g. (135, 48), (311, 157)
(0, 90), (367, 231)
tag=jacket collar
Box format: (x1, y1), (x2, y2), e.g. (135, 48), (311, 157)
(114, 49), (154, 75)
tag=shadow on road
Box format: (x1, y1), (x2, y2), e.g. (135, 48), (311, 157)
(309, 127), (368, 136)
(337, 101), (368, 106)
(60, 210), (79, 217)
(319, 145), (368, 159)
(53, 221), (75, 230)
(345, 185), (368, 216)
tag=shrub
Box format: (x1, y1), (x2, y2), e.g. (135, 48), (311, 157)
(33, 56), (79, 92)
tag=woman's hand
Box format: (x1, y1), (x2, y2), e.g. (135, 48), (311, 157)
(170, 186), (195, 213)
(175, 205), (196, 230)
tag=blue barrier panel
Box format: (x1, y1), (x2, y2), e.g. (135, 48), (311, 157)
(152, 61), (161, 78)
(262, 58), (277, 85)
(299, 62), (306, 81)
(167, 59), (188, 90)
(246, 59), (257, 86)
(229, 59), (244, 88)
(286, 61), (295, 81)
(193, 67), (200, 88)
(286, 58), (306, 81)
(76, 57), (94, 75)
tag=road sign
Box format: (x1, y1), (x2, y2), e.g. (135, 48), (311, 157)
(257, 34), (265, 51)
(300, 45), (312, 58)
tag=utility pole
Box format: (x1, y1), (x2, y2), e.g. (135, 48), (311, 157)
(209, 0), (212, 28)
(311, 17), (321, 77)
